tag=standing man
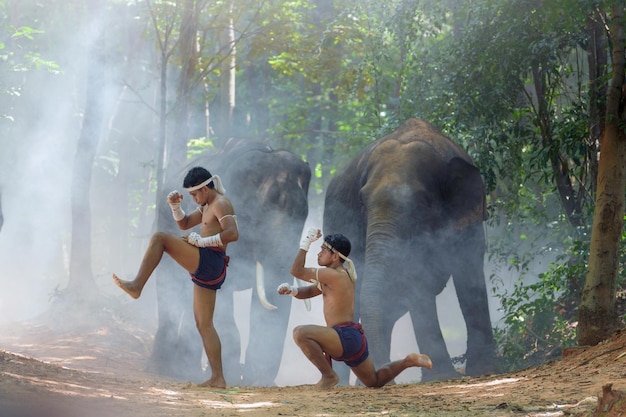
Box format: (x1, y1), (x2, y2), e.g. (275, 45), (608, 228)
(113, 166), (238, 389)
(278, 229), (432, 389)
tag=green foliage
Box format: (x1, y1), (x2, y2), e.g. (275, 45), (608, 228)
(187, 137), (216, 158)
(492, 238), (586, 371)
(0, 25), (60, 76)
(420, 0), (618, 370)
(493, 221), (626, 372)
(0, 6), (60, 123)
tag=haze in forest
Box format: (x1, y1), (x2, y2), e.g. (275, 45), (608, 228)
(0, 17), (499, 388)
(0, 0), (592, 386)
(0, 117), (512, 385)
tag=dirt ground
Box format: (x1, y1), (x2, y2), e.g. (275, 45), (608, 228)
(0, 307), (625, 417)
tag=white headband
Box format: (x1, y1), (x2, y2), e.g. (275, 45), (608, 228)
(185, 175), (226, 194)
(322, 241), (357, 282)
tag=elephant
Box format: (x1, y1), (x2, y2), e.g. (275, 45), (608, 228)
(148, 138), (311, 386)
(323, 118), (498, 382)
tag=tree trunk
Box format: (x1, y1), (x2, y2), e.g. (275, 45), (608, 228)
(168, 0), (198, 174)
(586, 9), (607, 197)
(149, 0), (205, 380)
(217, 0), (236, 142)
(531, 64), (585, 228)
(148, 0), (177, 229)
(578, 4), (625, 346)
(67, 0), (105, 298)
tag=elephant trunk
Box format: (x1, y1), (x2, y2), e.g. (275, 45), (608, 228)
(359, 222), (409, 365)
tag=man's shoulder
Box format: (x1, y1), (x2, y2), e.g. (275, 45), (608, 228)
(214, 193), (234, 206)
(205, 195), (235, 219)
(319, 266), (348, 279)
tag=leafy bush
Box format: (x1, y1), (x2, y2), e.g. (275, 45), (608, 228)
(493, 222), (626, 372)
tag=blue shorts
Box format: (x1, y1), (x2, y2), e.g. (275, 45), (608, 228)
(331, 322), (369, 367)
(189, 247), (229, 290)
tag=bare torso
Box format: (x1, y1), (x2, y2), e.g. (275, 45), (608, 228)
(320, 267), (356, 327)
(288, 239), (356, 327)
(197, 194), (237, 250)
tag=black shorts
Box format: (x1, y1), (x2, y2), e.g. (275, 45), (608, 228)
(189, 247), (229, 290)
(331, 322), (369, 367)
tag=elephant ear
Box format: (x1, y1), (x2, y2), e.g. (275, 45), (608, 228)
(443, 157), (488, 229)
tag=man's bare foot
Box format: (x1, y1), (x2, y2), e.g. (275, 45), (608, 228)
(315, 372), (339, 390)
(197, 376), (227, 389)
(112, 274), (142, 299)
(406, 353), (433, 370)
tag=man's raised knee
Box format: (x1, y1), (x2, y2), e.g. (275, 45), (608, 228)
(292, 325), (306, 343)
(151, 231), (169, 243)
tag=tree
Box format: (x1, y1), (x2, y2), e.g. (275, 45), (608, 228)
(67, 0), (106, 299)
(216, 0), (236, 139)
(578, 3), (626, 345)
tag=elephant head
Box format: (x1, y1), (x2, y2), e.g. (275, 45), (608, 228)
(323, 118), (497, 382)
(149, 138), (311, 385)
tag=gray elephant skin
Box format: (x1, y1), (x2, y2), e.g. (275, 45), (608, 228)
(323, 118), (498, 382)
(148, 138), (311, 386)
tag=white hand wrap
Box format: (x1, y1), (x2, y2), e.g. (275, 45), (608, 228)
(300, 228), (321, 251)
(187, 231), (223, 248)
(277, 283), (298, 297)
(167, 190), (185, 221)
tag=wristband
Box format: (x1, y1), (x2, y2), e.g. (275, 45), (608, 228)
(167, 190), (185, 221)
(187, 232), (223, 247)
(170, 204), (185, 221)
(300, 228), (321, 251)
(277, 283), (298, 297)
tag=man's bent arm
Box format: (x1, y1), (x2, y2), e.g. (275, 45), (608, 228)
(294, 284), (321, 299)
(290, 249), (308, 279)
(176, 208), (202, 230)
(217, 214), (238, 244)
(211, 198), (238, 244)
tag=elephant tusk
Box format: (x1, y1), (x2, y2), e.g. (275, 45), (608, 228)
(256, 261), (277, 310)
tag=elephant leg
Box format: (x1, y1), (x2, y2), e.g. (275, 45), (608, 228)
(366, 314), (396, 370)
(451, 246), (498, 376)
(242, 288), (291, 386)
(410, 292), (459, 382)
(358, 260), (404, 384)
(214, 286), (242, 384)
(360, 298), (398, 374)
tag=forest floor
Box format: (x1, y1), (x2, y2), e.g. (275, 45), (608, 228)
(0, 305), (625, 417)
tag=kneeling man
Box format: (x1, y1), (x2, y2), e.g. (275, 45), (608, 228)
(278, 229), (432, 389)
